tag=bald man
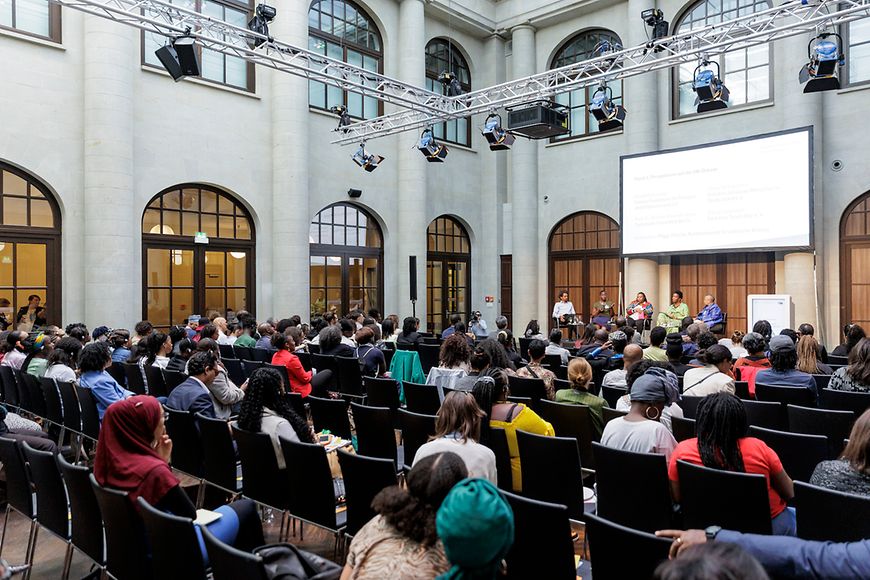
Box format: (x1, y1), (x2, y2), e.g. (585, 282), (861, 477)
(694, 295), (724, 328)
(601, 343), (643, 389)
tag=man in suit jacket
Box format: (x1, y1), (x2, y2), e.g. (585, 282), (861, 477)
(165, 350), (219, 418)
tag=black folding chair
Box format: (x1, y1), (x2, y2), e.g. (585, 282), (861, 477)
(680, 395), (702, 419)
(75, 385), (101, 441)
(786, 404), (855, 458)
(742, 398), (785, 430)
(507, 375), (547, 410)
(352, 402), (401, 468)
(164, 369), (188, 393)
(56, 454), (105, 575)
(602, 407), (628, 425)
(197, 413), (240, 495)
(202, 526), (269, 580)
(416, 344), (441, 375)
(403, 381), (441, 415)
(793, 480), (870, 542)
(585, 513), (672, 580)
(0, 438), (38, 575)
(335, 356), (365, 399)
(517, 430), (585, 520)
(241, 360), (264, 378)
(812, 374), (832, 391)
(19, 371), (47, 418)
(265, 363), (293, 393)
(338, 451), (398, 537)
(56, 381), (81, 436)
(819, 388), (870, 416)
(234, 345), (256, 362)
(10, 369), (30, 412)
(748, 425), (828, 483)
(144, 365), (169, 398)
(755, 382), (817, 407)
(0, 366), (20, 409)
(365, 377), (400, 426)
(671, 416), (696, 442)
(398, 409), (436, 470)
(164, 406), (204, 477)
(223, 358), (247, 386)
(485, 427), (514, 491)
(601, 385), (627, 408)
(538, 399), (596, 469)
(308, 396), (352, 439)
(122, 362), (147, 395)
(296, 351), (313, 372)
(137, 497), (208, 580)
(218, 344), (235, 359)
(90, 474), (151, 580)
(231, 425), (291, 515)
(39, 377), (65, 443)
(502, 491), (576, 580)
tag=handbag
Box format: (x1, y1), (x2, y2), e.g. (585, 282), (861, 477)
(253, 543), (342, 580)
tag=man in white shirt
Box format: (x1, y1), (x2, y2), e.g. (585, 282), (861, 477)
(214, 317), (231, 345)
(602, 343), (643, 389)
(552, 291), (576, 323)
(545, 329), (570, 365)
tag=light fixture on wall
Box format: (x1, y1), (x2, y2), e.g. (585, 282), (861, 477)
(589, 83), (626, 132)
(692, 60), (730, 113)
(438, 71), (463, 97)
(154, 33), (201, 82)
(481, 113), (515, 151)
(247, 3), (276, 48)
(149, 225), (176, 235)
(330, 105), (353, 133)
(641, 8), (669, 42)
(351, 143), (384, 172)
(799, 33), (844, 92)
(417, 127), (449, 162)
(229, 251), (246, 259)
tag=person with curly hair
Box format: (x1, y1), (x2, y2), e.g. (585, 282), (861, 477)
(477, 338), (516, 373)
(342, 452), (468, 579)
(438, 334), (472, 372)
(108, 329), (132, 363)
(236, 367), (315, 469)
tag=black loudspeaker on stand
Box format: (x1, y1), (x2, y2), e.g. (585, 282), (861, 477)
(409, 256), (417, 318)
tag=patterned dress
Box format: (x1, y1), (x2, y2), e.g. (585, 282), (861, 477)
(828, 367), (870, 392)
(345, 515), (449, 579)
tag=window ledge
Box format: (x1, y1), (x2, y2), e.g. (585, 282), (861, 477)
(668, 100), (774, 125)
(544, 129), (623, 149)
(0, 27), (63, 50)
(141, 65), (259, 99)
(837, 83), (870, 95)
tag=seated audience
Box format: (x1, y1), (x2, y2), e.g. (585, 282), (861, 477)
(497, 330), (523, 368)
(602, 368), (678, 460)
(829, 337), (870, 392)
(236, 367), (316, 469)
(797, 322), (828, 363)
(285, 326), (308, 354)
(668, 392), (795, 536)
(644, 327), (669, 361)
(683, 345), (735, 397)
(437, 334), (472, 373)
(477, 338), (517, 374)
(810, 408), (870, 496)
(166, 338), (194, 374)
(666, 335), (693, 376)
(44, 336), (83, 384)
(653, 540), (769, 580)
(488, 316), (510, 340)
(755, 336), (817, 402)
(555, 358), (609, 436)
(233, 320), (257, 348)
(132, 320), (153, 346)
(576, 323), (597, 348)
(198, 323), (220, 343)
(396, 316), (423, 350)
(79, 342), (134, 419)
(255, 323), (275, 350)
(319, 325), (356, 358)
(734, 332), (771, 369)
(451, 347), (490, 392)
(515, 339), (556, 399)
(576, 328), (608, 357)
(343, 452), (468, 579)
(165, 351), (219, 418)
(682, 323), (705, 357)
(719, 330), (748, 360)
(779, 328), (798, 345)
(144, 331), (173, 369)
(796, 335), (833, 375)
(1, 330), (28, 369)
(413, 391), (497, 483)
(109, 329), (132, 363)
(616, 362), (685, 433)
(441, 313), (462, 339)
(545, 328), (570, 365)
(355, 326), (386, 378)
(194, 339), (245, 419)
(380, 318), (398, 345)
(272, 333), (332, 398)
(24, 333), (51, 378)
(833, 323), (867, 358)
(66, 323), (91, 344)
(473, 370), (554, 492)
(523, 319), (545, 340)
(339, 319), (357, 347)
(602, 343), (643, 388)
(752, 320), (773, 348)
(586, 330), (627, 373)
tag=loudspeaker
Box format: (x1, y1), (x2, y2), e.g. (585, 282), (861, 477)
(155, 37), (201, 82)
(347, 188), (362, 198)
(409, 256), (417, 302)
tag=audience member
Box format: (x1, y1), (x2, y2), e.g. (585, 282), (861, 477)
(452, 347), (491, 392)
(438, 334), (472, 373)
(381, 318), (399, 344)
(688, 332), (722, 366)
(165, 351), (219, 418)
(682, 323), (704, 357)
(144, 331), (173, 369)
(577, 328), (608, 357)
(602, 369), (678, 460)
(616, 362), (685, 433)
(255, 323), (275, 350)
(194, 339), (245, 419)
(285, 326), (308, 354)
(719, 330), (748, 360)
(272, 333), (332, 397)
(755, 336), (817, 402)
(556, 358), (609, 436)
(644, 327), (669, 361)
(734, 332), (770, 369)
(497, 330), (523, 368)
(109, 329), (132, 362)
(796, 335), (833, 375)
(779, 328), (798, 345)
(657, 291), (689, 336)
(833, 323), (867, 358)
(810, 408), (870, 496)
(79, 342), (134, 419)
(232, 320), (257, 349)
(441, 314), (462, 339)
(319, 325), (356, 358)
(488, 315), (510, 340)
(66, 323), (91, 344)
(602, 343), (643, 388)
(1, 330), (27, 369)
(339, 319), (357, 347)
(523, 319), (545, 340)
(199, 323), (220, 343)
(545, 328), (570, 365)
(577, 323), (597, 347)
(166, 338), (194, 373)
(132, 320), (153, 345)
(797, 322), (828, 363)
(355, 326), (386, 377)
(752, 320), (773, 349)
(23, 333), (50, 378)
(653, 540), (769, 580)
(668, 392), (795, 536)
(683, 345), (735, 397)
(516, 339), (556, 398)
(396, 316), (423, 350)
(828, 337), (870, 392)
(477, 338), (516, 374)
(666, 335), (692, 377)
(43, 336), (82, 384)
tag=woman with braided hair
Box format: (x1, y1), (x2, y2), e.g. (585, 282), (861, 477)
(667, 392), (796, 536)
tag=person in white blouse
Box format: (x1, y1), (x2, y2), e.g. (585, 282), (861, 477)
(43, 337), (83, 384)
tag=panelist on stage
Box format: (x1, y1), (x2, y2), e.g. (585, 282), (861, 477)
(627, 292), (653, 321)
(591, 290), (615, 327)
(552, 291), (578, 338)
(656, 290), (689, 335)
(695, 294), (724, 333)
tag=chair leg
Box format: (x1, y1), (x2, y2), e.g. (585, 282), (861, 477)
(61, 543), (73, 580)
(0, 506), (10, 558)
(195, 480), (206, 509)
(23, 520), (38, 580)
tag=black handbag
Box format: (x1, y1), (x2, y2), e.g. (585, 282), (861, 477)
(253, 543), (342, 580)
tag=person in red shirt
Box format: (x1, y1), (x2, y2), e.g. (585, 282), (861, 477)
(668, 392), (796, 536)
(271, 333), (332, 397)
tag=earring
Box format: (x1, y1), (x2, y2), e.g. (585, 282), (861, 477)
(645, 406), (660, 420)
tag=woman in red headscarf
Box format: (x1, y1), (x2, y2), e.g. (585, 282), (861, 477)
(94, 396), (264, 556)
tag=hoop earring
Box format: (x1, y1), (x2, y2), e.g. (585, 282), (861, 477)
(645, 406), (660, 420)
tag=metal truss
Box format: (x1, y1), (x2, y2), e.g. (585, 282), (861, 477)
(52, 0), (452, 114)
(332, 0), (870, 144)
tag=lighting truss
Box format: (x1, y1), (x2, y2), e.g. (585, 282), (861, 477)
(332, 0), (870, 144)
(50, 0), (452, 114)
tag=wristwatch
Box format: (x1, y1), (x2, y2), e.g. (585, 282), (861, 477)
(705, 525), (722, 541)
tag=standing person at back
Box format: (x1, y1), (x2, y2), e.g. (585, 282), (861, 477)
(165, 351), (219, 418)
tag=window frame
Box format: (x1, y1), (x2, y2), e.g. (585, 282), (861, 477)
(842, 18), (870, 88)
(0, 0), (62, 43)
(426, 215), (472, 334)
(425, 38), (472, 147)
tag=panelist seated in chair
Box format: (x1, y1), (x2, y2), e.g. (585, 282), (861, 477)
(694, 295), (724, 333)
(552, 291), (576, 327)
(591, 289), (615, 328)
(656, 291), (689, 335)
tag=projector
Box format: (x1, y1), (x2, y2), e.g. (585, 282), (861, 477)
(507, 103), (569, 139)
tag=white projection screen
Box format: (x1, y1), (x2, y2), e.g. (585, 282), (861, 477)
(620, 127), (813, 256)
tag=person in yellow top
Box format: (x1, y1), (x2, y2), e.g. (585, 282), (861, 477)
(472, 369), (554, 493)
(656, 290), (689, 336)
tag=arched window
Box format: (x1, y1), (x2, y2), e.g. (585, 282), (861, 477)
(0, 162), (62, 329)
(551, 29), (624, 140)
(673, 0), (772, 117)
(308, 0), (383, 119)
(425, 38), (472, 146)
(548, 212), (620, 328)
(426, 216), (471, 334)
(844, 19), (870, 86)
(142, 185), (255, 328)
(309, 203), (383, 320)
(841, 191), (870, 330)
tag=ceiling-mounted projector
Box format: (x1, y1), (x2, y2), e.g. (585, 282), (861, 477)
(507, 101), (569, 139)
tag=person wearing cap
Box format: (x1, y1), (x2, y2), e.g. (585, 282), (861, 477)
(755, 335), (817, 402)
(601, 369), (678, 460)
(92, 326), (112, 342)
(435, 478), (514, 580)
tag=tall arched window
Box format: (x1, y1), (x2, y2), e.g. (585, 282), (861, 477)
(142, 185), (255, 328)
(551, 29), (623, 140)
(308, 0), (383, 119)
(548, 212), (620, 326)
(673, 0), (772, 117)
(309, 203), (383, 320)
(0, 162), (62, 329)
(841, 191), (870, 330)
(426, 216), (471, 334)
(425, 39), (471, 146)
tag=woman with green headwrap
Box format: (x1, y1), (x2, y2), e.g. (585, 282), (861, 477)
(436, 478), (515, 580)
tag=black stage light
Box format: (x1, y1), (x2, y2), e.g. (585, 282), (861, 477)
(799, 33), (845, 93)
(417, 128), (449, 162)
(589, 84), (627, 132)
(247, 4), (276, 48)
(438, 71), (464, 97)
(352, 143), (384, 172)
(641, 8), (669, 41)
(481, 113), (516, 151)
(330, 105), (352, 133)
(155, 36), (201, 82)
(692, 61), (730, 113)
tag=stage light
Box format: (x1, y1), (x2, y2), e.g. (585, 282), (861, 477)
(642, 8), (669, 41)
(154, 35), (201, 81)
(247, 3), (276, 48)
(481, 113), (516, 151)
(417, 128), (449, 162)
(692, 61), (730, 113)
(438, 72), (464, 97)
(330, 105), (352, 133)
(799, 33), (844, 93)
(589, 83), (626, 132)
(351, 143), (384, 172)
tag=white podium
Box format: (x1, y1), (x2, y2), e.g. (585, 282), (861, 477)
(747, 294), (794, 335)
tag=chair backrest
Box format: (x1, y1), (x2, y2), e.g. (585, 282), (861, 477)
(122, 362), (147, 395)
(734, 380), (751, 400)
(676, 459), (772, 534)
(502, 491), (576, 580)
(793, 480), (870, 542)
(786, 404), (855, 458)
(507, 375), (547, 409)
(351, 402), (397, 465)
(164, 406), (204, 476)
(748, 425), (829, 483)
(364, 377), (401, 422)
(90, 474), (151, 580)
(19, 371), (47, 417)
(10, 369), (30, 412)
(307, 395), (352, 439)
(0, 437), (33, 517)
(543, 354), (563, 369)
(231, 424), (290, 510)
(279, 438), (340, 530)
(56, 380), (81, 432)
(755, 382), (816, 407)
(137, 496), (207, 580)
(265, 363), (292, 392)
(218, 344), (235, 359)
(819, 388), (870, 416)
(223, 358), (246, 386)
(296, 351), (313, 372)
(485, 427), (513, 491)
(585, 513), (672, 580)
(196, 413), (239, 492)
(812, 374), (832, 391)
(241, 359), (264, 377)
(21, 442), (69, 539)
(164, 369), (188, 393)
(310, 353), (336, 373)
(0, 366), (19, 408)
(284, 391), (306, 420)
(537, 399), (595, 468)
(201, 525), (269, 580)
(741, 398), (786, 430)
(416, 343), (441, 375)
(553, 378), (571, 392)
(671, 416), (697, 442)
(592, 442), (672, 532)
(337, 450), (398, 536)
(107, 362), (127, 387)
(234, 345), (256, 362)
(516, 430), (584, 520)
(335, 356), (364, 397)
(144, 365), (168, 398)
(39, 376), (65, 436)
(828, 354), (849, 366)
(75, 385), (101, 441)
(56, 454), (104, 565)
(602, 407), (628, 425)
(601, 385), (627, 408)
(403, 381), (441, 415)
(680, 396), (702, 419)
(398, 409), (436, 469)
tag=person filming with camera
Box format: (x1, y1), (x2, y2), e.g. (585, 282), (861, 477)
(469, 310), (488, 340)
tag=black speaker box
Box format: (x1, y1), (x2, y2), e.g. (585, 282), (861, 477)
(409, 256), (417, 302)
(155, 37), (201, 82)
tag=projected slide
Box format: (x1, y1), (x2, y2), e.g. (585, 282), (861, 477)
(621, 128), (812, 256)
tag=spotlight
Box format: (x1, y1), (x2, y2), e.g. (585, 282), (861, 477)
(641, 8), (669, 41)
(417, 128), (449, 162)
(154, 35), (201, 82)
(352, 143), (384, 172)
(330, 105), (352, 133)
(799, 33), (844, 93)
(589, 84), (627, 132)
(247, 3), (276, 48)
(438, 71), (464, 97)
(481, 113), (516, 151)
(692, 61), (730, 113)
